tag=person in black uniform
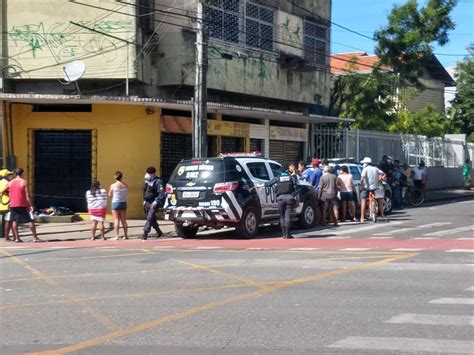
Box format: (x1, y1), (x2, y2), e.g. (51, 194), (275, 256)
(264, 166), (299, 239)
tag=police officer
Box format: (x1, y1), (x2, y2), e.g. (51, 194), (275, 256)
(265, 165), (299, 239)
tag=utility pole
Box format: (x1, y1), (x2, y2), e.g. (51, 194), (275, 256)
(192, 1), (208, 158)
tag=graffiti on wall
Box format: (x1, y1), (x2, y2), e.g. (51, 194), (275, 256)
(276, 11), (304, 57)
(8, 20), (134, 62)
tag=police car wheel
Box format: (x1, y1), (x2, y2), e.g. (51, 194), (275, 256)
(299, 200), (317, 229)
(175, 224), (198, 239)
(236, 206), (259, 239)
(384, 193), (393, 215)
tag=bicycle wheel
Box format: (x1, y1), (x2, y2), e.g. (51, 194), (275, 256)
(408, 188), (424, 206)
(370, 197), (377, 222)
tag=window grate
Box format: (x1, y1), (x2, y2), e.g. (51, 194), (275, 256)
(245, 2), (274, 51)
(304, 17), (329, 68)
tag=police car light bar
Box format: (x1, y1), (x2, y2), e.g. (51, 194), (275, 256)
(219, 151), (262, 158)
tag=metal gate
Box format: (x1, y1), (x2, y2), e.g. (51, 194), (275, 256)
(161, 133), (192, 179)
(269, 140), (304, 164)
(34, 130), (92, 212)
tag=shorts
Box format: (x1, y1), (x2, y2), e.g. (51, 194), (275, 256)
(10, 207), (33, 223)
(340, 192), (353, 202)
(414, 180), (424, 188)
(89, 208), (106, 222)
(360, 189), (376, 199)
(375, 185), (385, 199)
(112, 202), (127, 211)
(322, 198), (338, 210)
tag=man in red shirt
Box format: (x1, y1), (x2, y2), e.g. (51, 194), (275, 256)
(8, 168), (41, 242)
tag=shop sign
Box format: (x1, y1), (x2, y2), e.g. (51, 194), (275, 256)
(161, 116), (249, 137)
(269, 126), (306, 141)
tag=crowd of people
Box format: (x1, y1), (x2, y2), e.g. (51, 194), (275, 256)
(283, 156), (430, 225)
(0, 166), (166, 243)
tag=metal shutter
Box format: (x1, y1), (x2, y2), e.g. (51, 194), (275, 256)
(250, 138), (264, 153)
(269, 140), (303, 164)
(221, 137), (243, 153)
(161, 133), (192, 179)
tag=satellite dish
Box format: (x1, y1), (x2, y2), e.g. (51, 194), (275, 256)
(63, 60), (86, 82)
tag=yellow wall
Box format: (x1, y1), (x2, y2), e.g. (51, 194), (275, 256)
(9, 103), (161, 218)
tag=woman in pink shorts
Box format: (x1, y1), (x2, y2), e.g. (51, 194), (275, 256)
(86, 181), (107, 240)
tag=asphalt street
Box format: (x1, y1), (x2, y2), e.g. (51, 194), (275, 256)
(0, 198), (473, 354)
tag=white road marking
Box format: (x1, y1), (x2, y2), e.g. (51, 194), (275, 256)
(289, 248), (320, 251)
(328, 336), (474, 353)
(391, 248), (423, 251)
(423, 225), (474, 237)
(369, 236), (393, 239)
(374, 222), (452, 236)
(413, 237), (439, 240)
(465, 287), (474, 291)
(429, 298), (474, 305)
(340, 248), (372, 251)
(327, 236), (351, 239)
(456, 238), (474, 240)
(195, 247), (223, 250)
(446, 249), (474, 253)
(335, 221), (404, 235)
(385, 313), (474, 326)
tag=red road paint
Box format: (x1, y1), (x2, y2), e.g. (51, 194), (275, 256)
(0, 237), (473, 251)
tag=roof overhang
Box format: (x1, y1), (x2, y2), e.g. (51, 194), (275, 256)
(0, 93), (354, 124)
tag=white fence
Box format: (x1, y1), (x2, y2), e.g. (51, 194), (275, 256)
(314, 127), (471, 168)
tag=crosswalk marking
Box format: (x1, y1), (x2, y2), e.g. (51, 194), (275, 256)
(369, 236), (393, 239)
(373, 222), (452, 236)
(385, 313), (474, 326)
(414, 237), (439, 240)
(340, 248), (372, 251)
(328, 336), (474, 353)
(429, 298), (474, 305)
(391, 248), (423, 251)
(446, 249), (474, 253)
(334, 221), (404, 235)
(326, 236), (351, 239)
(423, 225), (474, 237)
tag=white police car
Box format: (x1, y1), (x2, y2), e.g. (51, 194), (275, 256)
(164, 153), (318, 239)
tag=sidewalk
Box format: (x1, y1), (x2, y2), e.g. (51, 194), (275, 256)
(4, 188), (474, 243)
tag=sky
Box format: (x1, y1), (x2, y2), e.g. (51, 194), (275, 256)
(331, 0), (474, 69)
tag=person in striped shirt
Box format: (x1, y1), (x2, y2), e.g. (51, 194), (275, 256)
(86, 180), (107, 240)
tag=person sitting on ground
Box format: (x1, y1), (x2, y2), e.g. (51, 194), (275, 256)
(360, 157), (385, 222)
(318, 165), (339, 226)
(337, 166), (356, 221)
(86, 180), (108, 241)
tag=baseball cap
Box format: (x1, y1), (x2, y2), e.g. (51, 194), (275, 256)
(0, 169), (13, 178)
(311, 158), (320, 166)
(362, 157), (372, 164)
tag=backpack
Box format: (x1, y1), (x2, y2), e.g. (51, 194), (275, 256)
(143, 178), (159, 202)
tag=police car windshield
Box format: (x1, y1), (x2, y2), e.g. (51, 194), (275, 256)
(170, 160), (225, 183)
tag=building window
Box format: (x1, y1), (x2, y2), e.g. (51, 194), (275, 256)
(245, 2), (274, 51)
(304, 17), (329, 67)
(208, 0), (240, 44)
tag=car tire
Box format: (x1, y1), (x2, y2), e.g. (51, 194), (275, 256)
(299, 199), (317, 229)
(384, 193), (393, 215)
(175, 224), (198, 239)
(236, 206), (259, 239)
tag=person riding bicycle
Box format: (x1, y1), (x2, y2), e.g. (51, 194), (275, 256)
(360, 157), (386, 222)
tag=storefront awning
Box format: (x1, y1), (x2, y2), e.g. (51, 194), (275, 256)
(0, 93), (353, 124)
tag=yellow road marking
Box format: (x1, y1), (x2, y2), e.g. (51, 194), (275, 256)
(0, 254), (401, 284)
(30, 252), (418, 355)
(0, 249), (120, 331)
(178, 260), (273, 290)
(0, 283), (261, 310)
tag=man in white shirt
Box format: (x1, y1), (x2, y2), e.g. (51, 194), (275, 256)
(413, 160), (428, 192)
(360, 157), (386, 222)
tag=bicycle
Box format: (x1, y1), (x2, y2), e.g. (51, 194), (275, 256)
(403, 185), (425, 206)
(368, 190), (377, 222)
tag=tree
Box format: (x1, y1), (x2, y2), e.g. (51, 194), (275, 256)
(389, 104), (449, 137)
(448, 44), (474, 142)
(374, 0), (457, 88)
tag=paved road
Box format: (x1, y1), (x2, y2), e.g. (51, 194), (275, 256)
(0, 198), (473, 354)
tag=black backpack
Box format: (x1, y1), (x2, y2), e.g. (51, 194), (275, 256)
(143, 178), (160, 202)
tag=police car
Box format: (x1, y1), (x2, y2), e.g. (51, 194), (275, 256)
(164, 153), (318, 239)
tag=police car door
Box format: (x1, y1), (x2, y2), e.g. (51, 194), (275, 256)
(240, 160), (275, 218)
(266, 161), (282, 216)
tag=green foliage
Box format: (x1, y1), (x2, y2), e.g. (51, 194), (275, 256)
(389, 105), (448, 137)
(374, 0), (457, 87)
(448, 44), (474, 142)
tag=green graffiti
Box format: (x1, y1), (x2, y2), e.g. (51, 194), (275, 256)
(279, 16), (301, 43)
(8, 20), (134, 62)
(250, 58), (268, 80)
